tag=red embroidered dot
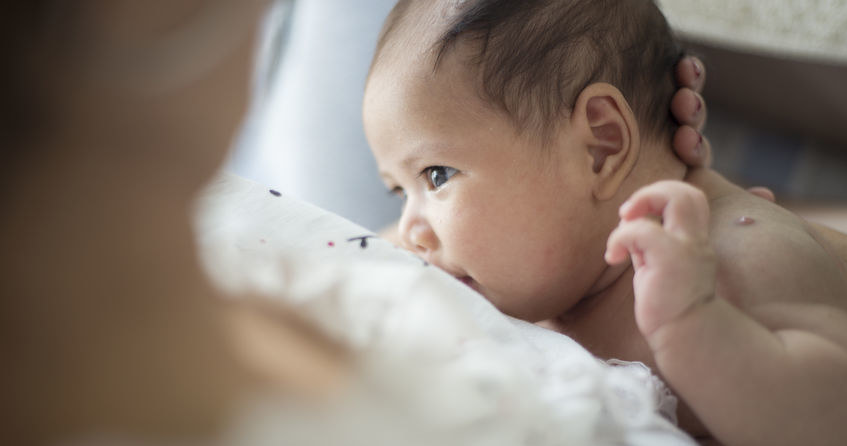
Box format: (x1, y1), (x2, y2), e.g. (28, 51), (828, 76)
(328, 241), (335, 247)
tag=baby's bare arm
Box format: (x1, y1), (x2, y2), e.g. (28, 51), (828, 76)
(651, 288), (847, 446)
(607, 176), (847, 446)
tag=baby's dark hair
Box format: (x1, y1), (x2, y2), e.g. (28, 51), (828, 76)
(377, 0), (684, 142)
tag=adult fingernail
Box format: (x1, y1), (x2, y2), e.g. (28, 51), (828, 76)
(695, 97), (702, 114)
(693, 60), (702, 77)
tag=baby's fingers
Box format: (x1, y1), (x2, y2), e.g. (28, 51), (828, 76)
(619, 181), (710, 240)
(605, 219), (671, 267)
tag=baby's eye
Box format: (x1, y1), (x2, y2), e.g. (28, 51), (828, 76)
(423, 166), (458, 189)
(389, 186), (407, 202)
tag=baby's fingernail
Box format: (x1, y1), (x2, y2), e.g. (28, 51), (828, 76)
(620, 200), (632, 216)
(695, 97), (702, 114)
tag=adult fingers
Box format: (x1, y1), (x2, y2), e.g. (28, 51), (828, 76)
(675, 56), (706, 93)
(673, 125), (713, 168)
(671, 88), (707, 131)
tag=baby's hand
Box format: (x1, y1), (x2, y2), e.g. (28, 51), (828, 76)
(605, 181), (717, 338)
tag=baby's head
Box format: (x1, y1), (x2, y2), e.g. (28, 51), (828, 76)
(364, 0), (686, 321)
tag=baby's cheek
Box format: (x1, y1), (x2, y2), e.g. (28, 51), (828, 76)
(444, 208), (498, 257)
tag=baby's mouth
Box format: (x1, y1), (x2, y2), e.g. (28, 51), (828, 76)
(437, 263), (481, 293)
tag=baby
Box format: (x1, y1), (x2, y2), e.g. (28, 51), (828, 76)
(363, 0), (847, 445)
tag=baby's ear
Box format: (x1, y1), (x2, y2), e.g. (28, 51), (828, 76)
(571, 83), (640, 201)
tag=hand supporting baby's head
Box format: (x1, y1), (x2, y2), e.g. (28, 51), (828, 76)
(364, 0), (690, 321)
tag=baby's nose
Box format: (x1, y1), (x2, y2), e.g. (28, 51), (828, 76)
(400, 214), (439, 255)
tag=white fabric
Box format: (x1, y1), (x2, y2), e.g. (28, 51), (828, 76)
(191, 173), (693, 446)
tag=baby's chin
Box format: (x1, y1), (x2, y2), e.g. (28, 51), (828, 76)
(454, 275), (549, 321)
(456, 278), (524, 318)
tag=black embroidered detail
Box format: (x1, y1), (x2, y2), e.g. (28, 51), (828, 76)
(348, 235), (376, 249)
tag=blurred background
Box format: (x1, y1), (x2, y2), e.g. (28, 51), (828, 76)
(228, 0), (847, 232)
(661, 0), (847, 232)
(228, 0), (401, 231)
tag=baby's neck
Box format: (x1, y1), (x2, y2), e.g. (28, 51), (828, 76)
(545, 264), (654, 363)
(635, 140), (689, 186)
(542, 142), (689, 351)
(588, 142), (687, 293)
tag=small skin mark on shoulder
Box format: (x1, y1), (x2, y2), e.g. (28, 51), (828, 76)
(736, 216), (756, 226)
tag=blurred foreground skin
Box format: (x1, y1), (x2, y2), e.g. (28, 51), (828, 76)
(0, 1), (347, 444)
(365, 1), (847, 444)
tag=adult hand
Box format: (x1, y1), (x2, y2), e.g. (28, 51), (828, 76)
(671, 56), (775, 203)
(671, 56), (710, 168)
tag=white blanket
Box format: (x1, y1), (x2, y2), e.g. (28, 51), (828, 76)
(193, 173), (694, 446)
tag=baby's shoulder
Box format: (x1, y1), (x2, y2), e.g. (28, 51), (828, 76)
(686, 169), (847, 311)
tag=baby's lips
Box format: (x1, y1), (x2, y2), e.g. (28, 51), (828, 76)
(457, 275), (481, 293)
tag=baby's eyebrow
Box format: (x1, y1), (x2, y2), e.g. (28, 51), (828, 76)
(378, 154), (422, 183)
(400, 152), (423, 169)
(379, 169), (401, 186)
(401, 142), (456, 167)
(378, 172), (393, 185)
(380, 142), (455, 182)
